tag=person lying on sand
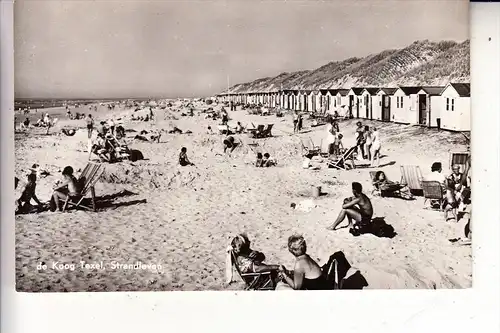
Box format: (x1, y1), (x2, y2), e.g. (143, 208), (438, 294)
(276, 235), (330, 290)
(327, 182), (373, 232)
(16, 173), (43, 214)
(231, 234), (281, 275)
(50, 166), (81, 212)
(223, 136), (238, 154)
(179, 147), (194, 166)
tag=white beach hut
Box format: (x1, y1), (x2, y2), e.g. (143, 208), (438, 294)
(440, 83), (470, 131)
(373, 88), (397, 121)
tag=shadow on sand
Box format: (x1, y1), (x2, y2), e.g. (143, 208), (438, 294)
(350, 217), (397, 238)
(322, 251), (369, 289)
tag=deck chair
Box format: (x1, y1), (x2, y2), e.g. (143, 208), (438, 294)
(248, 124), (265, 138)
(300, 137), (321, 157)
(327, 146), (357, 170)
(258, 124), (273, 138)
(62, 162), (105, 212)
(421, 181), (456, 219)
(230, 251), (275, 290)
(450, 152), (470, 173)
(400, 165), (423, 193)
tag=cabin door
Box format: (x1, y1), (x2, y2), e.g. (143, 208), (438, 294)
(418, 94), (427, 125)
(382, 95), (391, 121)
(365, 95), (370, 118)
(356, 97), (360, 118)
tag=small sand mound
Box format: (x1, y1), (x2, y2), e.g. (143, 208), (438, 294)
(101, 163), (201, 190)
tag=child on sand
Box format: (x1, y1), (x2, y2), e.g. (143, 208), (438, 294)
(327, 182), (373, 232)
(332, 133), (344, 156)
(262, 153), (276, 167)
(179, 147), (194, 166)
(50, 166), (81, 212)
(255, 153), (264, 167)
(16, 173), (43, 214)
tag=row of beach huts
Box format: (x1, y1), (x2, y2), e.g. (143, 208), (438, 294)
(216, 82), (470, 131)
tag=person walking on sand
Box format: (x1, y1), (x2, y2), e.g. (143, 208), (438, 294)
(325, 119), (337, 156)
(86, 114), (94, 139)
(364, 125), (372, 161)
(370, 127), (381, 167)
(293, 111), (299, 133)
(327, 182), (373, 232)
(355, 122), (365, 159)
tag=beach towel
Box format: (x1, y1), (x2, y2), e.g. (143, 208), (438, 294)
(225, 245), (234, 284)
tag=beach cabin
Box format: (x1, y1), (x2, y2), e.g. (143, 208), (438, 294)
(391, 87), (421, 124)
(347, 88), (363, 118)
(307, 90), (319, 112)
(334, 89), (350, 116)
(360, 88), (379, 120)
(373, 88), (397, 121)
(440, 83), (470, 131)
(319, 89), (337, 113)
(415, 86), (445, 127)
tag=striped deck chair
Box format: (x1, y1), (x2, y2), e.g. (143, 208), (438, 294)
(300, 137), (321, 157)
(230, 251), (275, 290)
(62, 162), (105, 212)
(450, 151), (470, 173)
(400, 165), (423, 194)
(327, 146), (357, 170)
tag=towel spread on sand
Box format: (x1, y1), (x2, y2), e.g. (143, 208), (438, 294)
(225, 245), (233, 284)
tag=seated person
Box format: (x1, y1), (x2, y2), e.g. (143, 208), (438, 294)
(327, 182), (373, 232)
(424, 162), (446, 185)
(231, 234), (281, 284)
(448, 164), (464, 201)
(373, 171), (411, 198)
(20, 118), (30, 129)
(262, 153), (276, 167)
(223, 136), (238, 154)
(92, 134), (116, 162)
(16, 173), (43, 214)
(179, 147), (194, 166)
(255, 153), (264, 167)
(443, 178), (459, 221)
(235, 122), (244, 133)
(50, 166), (81, 212)
(276, 235), (330, 290)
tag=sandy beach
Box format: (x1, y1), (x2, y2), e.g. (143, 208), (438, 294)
(14, 103), (471, 291)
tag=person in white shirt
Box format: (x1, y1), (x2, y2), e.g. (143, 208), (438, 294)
(424, 162), (446, 184)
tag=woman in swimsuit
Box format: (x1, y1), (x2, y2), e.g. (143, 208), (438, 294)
(277, 235), (330, 290)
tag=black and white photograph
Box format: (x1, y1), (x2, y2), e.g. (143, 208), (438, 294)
(13, 0), (471, 292)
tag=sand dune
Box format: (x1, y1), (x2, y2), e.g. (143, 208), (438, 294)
(15, 103), (471, 291)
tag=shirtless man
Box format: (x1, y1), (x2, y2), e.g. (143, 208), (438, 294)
(327, 182), (373, 231)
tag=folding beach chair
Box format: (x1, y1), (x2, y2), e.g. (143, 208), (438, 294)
(400, 165), (423, 194)
(449, 151), (470, 173)
(248, 125), (265, 138)
(257, 124), (273, 138)
(62, 162), (105, 212)
(300, 137), (322, 157)
(230, 251), (275, 291)
(327, 146), (357, 170)
(421, 181), (456, 219)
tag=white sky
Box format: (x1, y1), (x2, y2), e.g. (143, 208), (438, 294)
(14, 0), (469, 99)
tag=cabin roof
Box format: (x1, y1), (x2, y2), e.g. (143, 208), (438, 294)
(449, 83), (471, 97)
(349, 88), (364, 95)
(362, 87), (380, 95)
(420, 86), (446, 96)
(398, 86), (422, 95)
(378, 88), (398, 95)
(337, 89), (350, 96)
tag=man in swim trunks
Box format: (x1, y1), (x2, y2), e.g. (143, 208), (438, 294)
(327, 182), (373, 232)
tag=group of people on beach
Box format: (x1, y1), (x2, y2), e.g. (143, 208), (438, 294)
(230, 233), (332, 290)
(16, 165), (82, 214)
(355, 121), (381, 167)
